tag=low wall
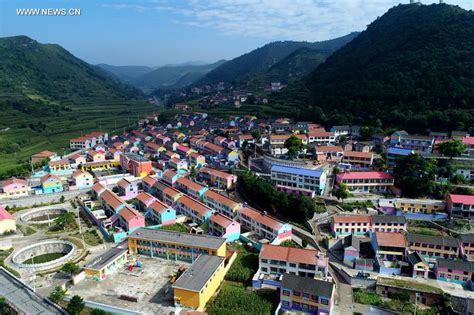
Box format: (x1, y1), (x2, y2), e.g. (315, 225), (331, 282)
(21, 208), (67, 224)
(12, 240), (76, 270)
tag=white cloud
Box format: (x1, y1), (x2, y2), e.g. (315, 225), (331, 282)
(110, 0), (474, 41)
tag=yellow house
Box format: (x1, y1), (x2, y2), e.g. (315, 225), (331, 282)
(83, 247), (128, 281)
(0, 206), (16, 235)
(173, 254), (226, 311)
(127, 228), (226, 262)
(395, 198), (446, 214)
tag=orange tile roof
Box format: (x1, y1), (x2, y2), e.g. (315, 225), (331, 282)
(177, 195), (212, 216)
(343, 151), (373, 158)
(32, 150), (56, 158)
(375, 232), (406, 247)
(117, 178), (132, 189)
(1, 177), (27, 187)
(119, 206), (143, 222)
(204, 190), (240, 209)
(203, 142), (224, 153)
(238, 207), (285, 231)
(136, 192), (156, 205)
(149, 200), (170, 214)
(260, 244), (319, 265)
(40, 174), (60, 184)
(176, 177), (206, 192)
(142, 175), (157, 187)
(210, 212), (234, 228)
(100, 190), (124, 210)
(333, 215), (371, 223)
(316, 145), (343, 152)
(163, 186), (182, 198)
(72, 170), (91, 178)
(308, 128), (335, 137)
(200, 167), (234, 179)
(49, 159), (69, 167)
(92, 182), (106, 195)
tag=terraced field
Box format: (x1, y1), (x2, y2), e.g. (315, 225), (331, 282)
(0, 96), (157, 178)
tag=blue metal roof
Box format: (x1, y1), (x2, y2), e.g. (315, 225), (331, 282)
(271, 165), (324, 177)
(387, 147), (413, 156)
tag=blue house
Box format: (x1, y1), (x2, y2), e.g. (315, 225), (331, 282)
(387, 147), (414, 169)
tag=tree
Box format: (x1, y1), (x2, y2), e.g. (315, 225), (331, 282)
(284, 135), (304, 159)
(49, 285), (67, 303)
(61, 262), (80, 276)
(54, 212), (76, 230)
(189, 165), (197, 179)
(394, 153), (436, 198)
(251, 130), (261, 157)
(333, 183), (350, 201)
(67, 295), (85, 315)
(90, 309), (110, 315)
(59, 195), (65, 203)
(438, 140), (466, 159)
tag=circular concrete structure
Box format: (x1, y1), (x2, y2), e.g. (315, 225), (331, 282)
(12, 240), (77, 270)
(21, 208), (67, 225)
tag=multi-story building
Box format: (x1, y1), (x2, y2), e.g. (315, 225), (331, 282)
(462, 136), (474, 157)
(71, 170), (94, 189)
(237, 207), (292, 243)
(208, 212), (240, 242)
(175, 195), (213, 224)
(371, 232), (406, 275)
(331, 215), (371, 238)
(307, 129), (336, 145)
(270, 165), (327, 196)
(280, 274), (335, 315)
(40, 174), (63, 194)
(386, 147), (414, 169)
(199, 167), (237, 189)
(0, 206), (16, 235)
(269, 134), (307, 157)
(460, 234), (474, 260)
(162, 170), (181, 186)
(161, 186), (183, 206)
(0, 178), (28, 199)
(370, 215), (407, 233)
(436, 258), (473, 285)
(117, 206), (145, 232)
(391, 133), (435, 153)
(173, 254), (226, 311)
(254, 244), (328, 289)
(127, 228), (226, 262)
(335, 171), (394, 193)
(202, 189), (242, 218)
(146, 200), (176, 226)
(70, 132), (108, 150)
(396, 198), (446, 214)
(447, 194), (474, 219)
(342, 151), (374, 168)
(116, 178), (138, 200)
(120, 153), (152, 177)
(175, 177), (208, 199)
(407, 233), (459, 263)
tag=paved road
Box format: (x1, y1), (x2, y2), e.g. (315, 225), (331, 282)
(1, 189), (88, 208)
(329, 264), (354, 315)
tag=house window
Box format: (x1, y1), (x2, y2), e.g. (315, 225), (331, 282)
(261, 267), (268, 272)
(321, 299), (329, 305)
(293, 290), (301, 297)
(311, 295), (319, 301)
(282, 289), (290, 296)
(302, 293), (310, 299)
(282, 300), (289, 307)
(290, 263), (296, 268)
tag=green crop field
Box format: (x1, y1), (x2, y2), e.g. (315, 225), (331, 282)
(0, 96), (157, 178)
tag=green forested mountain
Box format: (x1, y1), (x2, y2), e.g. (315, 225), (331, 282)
(197, 32), (359, 85)
(132, 60), (226, 93)
(0, 35), (153, 178)
(96, 64), (154, 82)
(296, 4), (474, 132)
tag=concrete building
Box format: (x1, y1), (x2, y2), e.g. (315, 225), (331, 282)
(84, 247), (128, 281)
(0, 206), (16, 235)
(335, 171), (394, 193)
(447, 194), (474, 219)
(270, 165), (327, 196)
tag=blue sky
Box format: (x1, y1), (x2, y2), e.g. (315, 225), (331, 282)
(1, 0), (473, 66)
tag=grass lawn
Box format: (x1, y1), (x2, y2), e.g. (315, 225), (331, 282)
(207, 281), (275, 315)
(17, 224), (37, 236)
(0, 249), (20, 277)
(225, 243), (259, 284)
(158, 223), (188, 233)
(22, 252), (65, 264)
(82, 230), (103, 246)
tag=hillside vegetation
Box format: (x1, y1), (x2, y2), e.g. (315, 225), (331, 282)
(294, 4), (474, 132)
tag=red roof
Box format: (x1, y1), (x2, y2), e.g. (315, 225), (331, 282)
(0, 207), (13, 221)
(101, 190), (124, 210)
(149, 200), (170, 214)
(200, 167), (234, 180)
(204, 190), (240, 209)
(343, 151), (373, 158)
(209, 212), (235, 228)
(238, 207), (285, 231)
(49, 159), (69, 167)
(177, 195), (212, 216)
(308, 128), (335, 138)
(375, 232), (406, 247)
(117, 178), (132, 189)
(333, 215), (371, 223)
(176, 177), (206, 192)
(1, 177), (27, 188)
(92, 183), (106, 195)
(119, 206), (143, 222)
(260, 244), (319, 265)
(40, 174), (60, 184)
(449, 194), (474, 205)
(462, 137), (474, 145)
(136, 192), (156, 206)
(142, 175), (157, 187)
(337, 171), (393, 181)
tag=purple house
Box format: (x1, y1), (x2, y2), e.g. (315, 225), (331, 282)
(117, 178), (138, 200)
(436, 258), (473, 285)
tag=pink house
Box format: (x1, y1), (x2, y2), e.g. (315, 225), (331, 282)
(87, 150), (106, 163)
(0, 177), (28, 198)
(199, 167), (238, 189)
(209, 212), (240, 242)
(118, 206), (145, 231)
(116, 178), (138, 200)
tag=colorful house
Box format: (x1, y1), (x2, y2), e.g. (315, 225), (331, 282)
(141, 175), (158, 194)
(120, 153), (152, 177)
(237, 207), (292, 244)
(146, 200), (176, 226)
(84, 247), (128, 281)
(371, 232), (406, 275)
(100, 189), (126, 215)
(331, 215), (371, 238)
(175, 177), (208, 199)
(280, 273), (335, 315)
(116, 178), (138, 200)
(72, 170), (94, 189)
(162, 169), (181, 186)
(162, 186), (183, 206)
(87, 150), (106, 163)
(40, 174), (63, 194)
(209, 212), (240, 242)
(447, 194), (474, 219)
(188, 153), (206, 168)
(203, 190), (242, 218)
(31, 150), (58, 164)
(175, 195), (213, 224)
(436, 258), (473, 285)
(135, 192), (156, 211)
(118, 206), (145, 232)
(335, 171), (394, 193)
(173, 254), (226, 311)
(0, 178), (28, 199)
(407, 233), (460, 263)
(199, 167), (237, 190)
(48, 159), (72, 175)
(0, 206), (16, 235)
(407, 252), (430, 279)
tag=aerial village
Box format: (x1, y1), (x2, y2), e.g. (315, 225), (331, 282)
(1, 107), (474, 315)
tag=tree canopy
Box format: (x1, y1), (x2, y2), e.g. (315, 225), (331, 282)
(394, 153), (437, 198)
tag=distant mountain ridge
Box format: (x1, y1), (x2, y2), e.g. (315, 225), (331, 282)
(197, 32), (359, 85)
(96, 64), (154, 82)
